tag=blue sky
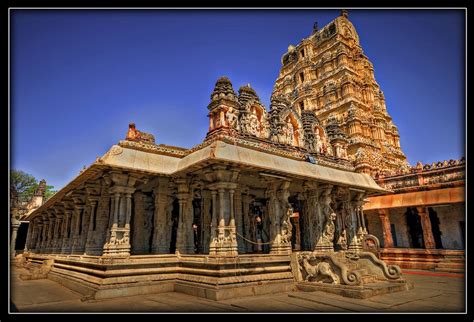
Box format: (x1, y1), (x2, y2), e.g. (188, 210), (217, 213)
(11, 9), (465, 190)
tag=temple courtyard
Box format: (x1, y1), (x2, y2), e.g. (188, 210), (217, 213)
(10, 266), (464, 313)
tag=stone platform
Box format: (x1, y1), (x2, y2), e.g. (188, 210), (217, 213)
(380, 248), (465, 273)
(10, 265), (465, 312)
(21, 253), (295, 301)
(296, 279), (412, 299)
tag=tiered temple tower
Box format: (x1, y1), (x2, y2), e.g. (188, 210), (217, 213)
(272, 10), (409, 175)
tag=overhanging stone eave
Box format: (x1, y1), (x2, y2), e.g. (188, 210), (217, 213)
(187, 140), (388, 194)
(25, 164), (104, 221)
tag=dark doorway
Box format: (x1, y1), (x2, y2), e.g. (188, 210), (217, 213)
(192, 199), (202, 254)
(252, 200), (269, 253)
(406, 207), (424, 248)
(428, 207), (443, 249)
(364, 215), (369, 234)
(15, 222), (29, 252)
(289, 196), (303, 251)
(169, 198), (179, 254)
(390, 224), (398, 247)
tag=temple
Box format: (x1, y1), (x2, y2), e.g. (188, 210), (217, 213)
(15, 11), (464, 302)
(272, 9), (408, 175)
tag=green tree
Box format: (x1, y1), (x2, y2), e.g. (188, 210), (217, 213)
(10, 169), (56, 203)
(24, 182), (57, 202)
(10, 170), (37, 203)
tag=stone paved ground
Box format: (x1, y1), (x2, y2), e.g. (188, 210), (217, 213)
(9, 267), (465, 313)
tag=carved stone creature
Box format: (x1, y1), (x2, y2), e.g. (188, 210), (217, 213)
(300, 255), (340, 284)
(126, 122), (155, 144)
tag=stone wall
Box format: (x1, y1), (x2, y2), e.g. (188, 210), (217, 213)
(432, 203), (465, 250)
(365, 208), (413, 248)
(388, 208), (411, 248)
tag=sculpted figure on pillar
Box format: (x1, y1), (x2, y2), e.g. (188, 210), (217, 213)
(280, 207), (293, 245)
(322, 212), (336, 246)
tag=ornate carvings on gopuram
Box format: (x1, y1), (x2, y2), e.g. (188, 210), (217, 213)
(272, 10), (408, 176)
(204, 76), (351, 171)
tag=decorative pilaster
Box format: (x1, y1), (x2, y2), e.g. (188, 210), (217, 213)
(417, 206), (436, 249)
(378, 209), (394, 248)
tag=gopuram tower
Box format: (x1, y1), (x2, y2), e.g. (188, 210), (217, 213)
(272, 10), (409, 176)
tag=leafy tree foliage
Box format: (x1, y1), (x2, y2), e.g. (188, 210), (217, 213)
(10, 169), (56, 204)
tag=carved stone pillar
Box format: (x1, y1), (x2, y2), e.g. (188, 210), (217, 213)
(61, 206), (74, 254)
(228, 188), (239, 252)
(28, 223), (35, 252)
(23, 221), (34, 253)
(34, 223), (43, 252)
(175, 197), (191, 254)
(71, 203), (85, 254)
(208, 183), (238, 256)
(30, 222), (40, 252)
(233, 189), (244, 252)
(10, 218), (20, 258)
(84, 198), (98, 255)
(304, 183), (319, 250)
(265, 180), (279, 253)
(314, 185), (335, 252)
(46, 215), (56, 254)
(218, 188), (225, 239)
(151, 178), (171, 254)
(242, 191), (252, 253)
(51, 212), (61, 253)
(271, 180), (292, 254)
(209, 189), (218, 252)
(102, 185), (136, 257)
(40, 216), (49, 253)
(417, 206), (436, 249)
(378, 209), (394, 248)
(201, 190), (212, 254)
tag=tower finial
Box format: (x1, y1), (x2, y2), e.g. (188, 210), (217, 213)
(312, 21), (318, 34)
(341, 9), (349, 18)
